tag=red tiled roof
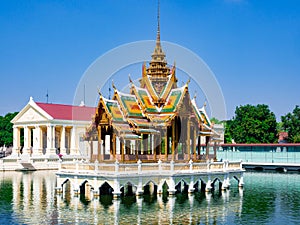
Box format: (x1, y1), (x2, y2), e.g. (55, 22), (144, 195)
(221, 143), (300, 147)
(36, 102), (95, 121)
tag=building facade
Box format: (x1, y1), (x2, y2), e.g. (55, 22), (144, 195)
(85, 23), (220, 163)
(11, 97), (95, 159)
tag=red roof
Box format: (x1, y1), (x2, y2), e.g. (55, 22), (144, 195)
(36, 102), (96, 121)
(221, 143), (300, 147)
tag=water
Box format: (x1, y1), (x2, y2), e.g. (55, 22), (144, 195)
(217, 151), (300, 164)
(0, 171), (300, 224)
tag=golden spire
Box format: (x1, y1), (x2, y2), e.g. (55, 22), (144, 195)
(151, 0), (166, 63)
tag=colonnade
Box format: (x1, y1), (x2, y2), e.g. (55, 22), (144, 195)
(12, 124), (78, 157)
(90, 132), (217, 162)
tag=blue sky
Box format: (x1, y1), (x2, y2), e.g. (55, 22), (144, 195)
(0, 0), (299, 120)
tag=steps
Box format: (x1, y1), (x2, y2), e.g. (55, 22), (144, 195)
(16, 162), (37, 171)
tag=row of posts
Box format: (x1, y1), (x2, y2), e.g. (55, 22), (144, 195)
(57, 160), (244, 199)
(60, 159), (242, 174)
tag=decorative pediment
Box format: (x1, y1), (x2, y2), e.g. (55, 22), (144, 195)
(12, 103), (51, 124)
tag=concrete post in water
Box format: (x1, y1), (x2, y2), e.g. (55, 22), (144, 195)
(112, 178), (121, 199)
(157, 180), (164, 195)
(238, 173), (244, 187)
(205, 175), (212, 192)
(136, 177), (144, 196)
(168, 177), (176, 195)
(92, 177), (99, 198)
(72, 176), (79, 197)
(226, 175), (231, 189)
(222, 174), (228, 190)
(188, 175), (195, 194)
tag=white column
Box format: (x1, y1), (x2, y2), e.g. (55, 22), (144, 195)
(70, 126), (77, 155)
(32, 126), (41, 156)
(46, 125), (56, 155)
(52, 125), (56, 152)
(116, 137), (120, 155)
(105, 135), (110, 155)
(23, 126), (30, 155)
(60, 126), (66, 154)
(151, 134), (154, 154)
(12, 126), (20, 157)
(46, 125), (52, 151)
(131, 140), (135, 155)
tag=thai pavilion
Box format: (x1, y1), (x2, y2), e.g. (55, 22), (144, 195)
(55, 8), (244, 199)
(85, 21), (220, 163)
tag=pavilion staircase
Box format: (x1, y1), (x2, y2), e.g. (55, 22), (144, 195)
(17, 162), (37, 171)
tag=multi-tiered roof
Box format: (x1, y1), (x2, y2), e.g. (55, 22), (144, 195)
(86, 7), (217, 162)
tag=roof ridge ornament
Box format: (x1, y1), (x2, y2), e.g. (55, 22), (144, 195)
(112, 80), (117, 90)
(128, 74), (133, 83)
(151, 0), (166, 63)
(97, 87), (102, 96)
(186, 78), (191, 86)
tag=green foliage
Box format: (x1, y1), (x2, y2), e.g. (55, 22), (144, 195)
(224, 121), (234, 143)
(225, 104), (278, 143)
(281, 105), (300, 143)
(0, 112), (18, 146)
(210, 117), (222, 124)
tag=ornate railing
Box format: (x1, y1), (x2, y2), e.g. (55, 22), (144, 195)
(59, 159), (243, 175)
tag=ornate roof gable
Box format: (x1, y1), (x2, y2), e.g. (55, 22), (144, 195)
(97, 96), (126, 123)
(113, 90), (144, 118)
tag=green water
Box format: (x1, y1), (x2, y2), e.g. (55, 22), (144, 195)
(0, 171), (299, 224)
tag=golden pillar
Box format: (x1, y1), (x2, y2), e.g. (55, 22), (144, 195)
(205, 136), (210, 161)
(213, 142), (217, 161)
(153, 135), (157, 161)
(121, 138), (124, 162)
(197, 136), (201, 156)
(90, 137), (93, 162)
(186, 117), (191, 161)
(164, 130), (168, 161)
(112, 133), (116, 160)
(193, 126), (197, 161)
(171, 120), (175, 161)
(97, 126), (102, 162)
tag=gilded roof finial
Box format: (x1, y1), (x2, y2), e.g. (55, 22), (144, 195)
(151, 0), (165, 62)
(112, 80), (117, 90)
(186, 78), (191, 85)
(128, 74), (133, 83)
(157, 0), (160, 45)
(97, 86), (101, 96)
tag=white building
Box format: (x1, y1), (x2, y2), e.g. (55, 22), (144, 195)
(11, 97), (95, 159)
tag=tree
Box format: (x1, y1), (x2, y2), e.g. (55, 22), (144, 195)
(281, 105), (300, 143)
(225, 104), (278, 143)
(210, 117), (222, 124)
(0, 112), (18, 146)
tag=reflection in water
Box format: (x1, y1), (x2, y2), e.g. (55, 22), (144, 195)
(0, 171), (300, 224)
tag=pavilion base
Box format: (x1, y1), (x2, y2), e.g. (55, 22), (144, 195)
(56, 160), (245, 199)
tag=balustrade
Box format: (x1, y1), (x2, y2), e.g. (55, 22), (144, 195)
(58, 159), (243, 175)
